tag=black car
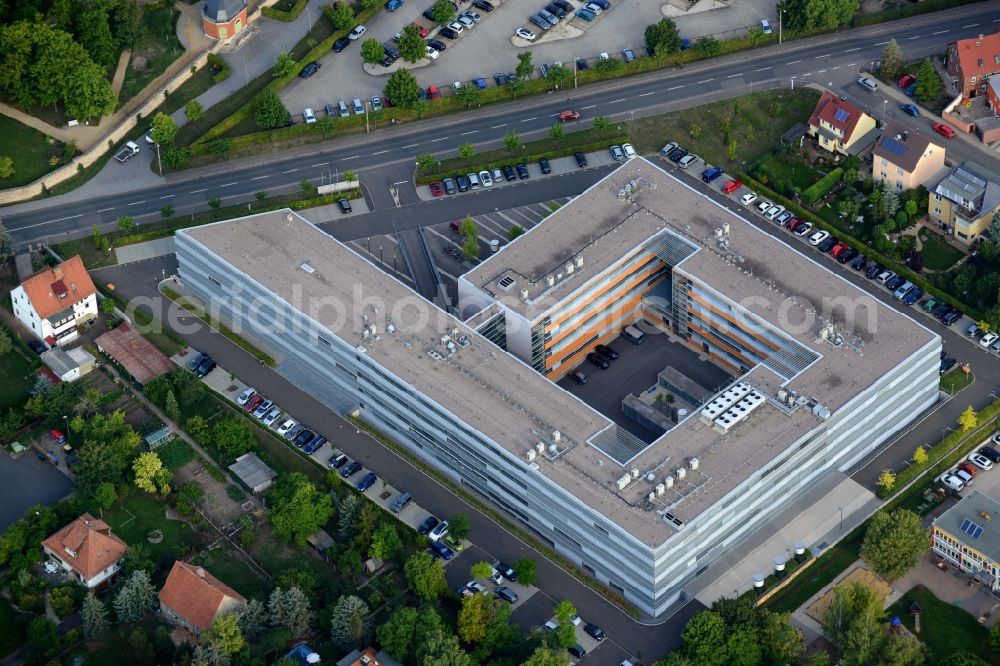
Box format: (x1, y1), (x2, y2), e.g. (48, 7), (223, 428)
(546, 2), (567, 17)
(570, 370), (587, 384)
(356, 472), (377, 491)
(443, 177), (457, 194)
(439, 26), (460, 39)
(456, 175), (470, 192)
(553, 0), (573, 11)
(293, 429), (315, 448)
(837, 248), (859, 264)
(980, 446), (1000, 463)
(195, 357), (216, 378)
(495, 561), (516, 580)
(539, 157), (551, 174)
(473, 0), (494, 10)
(595, 344), (618, 360)
(576, 58), (589, 70)
(27, 339), (46, 354)
(940, 356), (956, 374)
(667, 147), (688, 162)
(850, 254), (868, 270)
(575, 152), (588, 168)
(942, 309), (962, 325)
(422, 8), (437, 20)
(588, 352), (610, 369)
(816, 237), (836, 253)
(299, 62), (321, 78)
(417, 516), (440, 535)
(567, 645), (587, 659)
(328, 453), (348, 469)
(332, 36), (350, 52)
(865, 263), (884, 279)
(187, 352), (209, 371)
(303, 434), (326, 454)
(932, 303), (952, 319)
(516, 163), (529, 179)
(885, 275), (905, 291)
(502, 165), (517, 181)
(338, 198), (352, 214)
(340, 460), (362, 478)
(493, 73), (506, 86)
(427, 38), (447, 51)
(529, 14), (549, 31)
(583, 623), (605, 641)
(495, 586), (518, 603)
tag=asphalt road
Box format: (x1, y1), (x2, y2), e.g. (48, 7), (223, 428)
(5, 4), (1000, 248)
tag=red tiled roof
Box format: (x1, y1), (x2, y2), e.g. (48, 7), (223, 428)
(158, 561), (246, 631)
(808, 90), (865, 143)
(951, 29), (1000, 82)
(42, 514), (128, 582)
(21, 256), (96, 320)
(95, 323), (173, 385)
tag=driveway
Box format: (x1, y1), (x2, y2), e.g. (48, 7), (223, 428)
(0, 449), (74, 531)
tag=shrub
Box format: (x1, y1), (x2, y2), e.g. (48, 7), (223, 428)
(802, 168), (843, 205)
(262, 0), (309, 21)
(207, 54), (230, 83)
(227, 485), (246, 501)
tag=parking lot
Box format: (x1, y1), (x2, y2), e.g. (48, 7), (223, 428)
(278, 0), (776, 112)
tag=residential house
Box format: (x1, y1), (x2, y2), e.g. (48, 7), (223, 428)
(928, 161), (1000, 244)
(871, 121), (946, 193)
(202, 0), (247, 41)
(931, 490), (1000, 591)
(41, 514), (129, 589)
(158, 561), (246, 634)
(807, 91), (878, 156)
(10, 256), (97, 348)
(336, 647), (404, 666)
(947, 29), (1000, 98)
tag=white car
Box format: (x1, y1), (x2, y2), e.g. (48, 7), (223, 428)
(808, 230), (830, 246)
(515, 27), (535, 40)
(940, 472), (965, 492)
(980, 332), (999, 348)
(426, 46), (439, 60)
(262, 408), (282, 427)
(756, 200), (772, 214)
(462, 9), (481, 22)
(760, 18), (772, 34)
(448, 21), (465, 33)
(466, 581), (488, 594)
(678, 154), (698, 169)
(599, 52), (609, 60)
(276, 418), (297, 437)
(793, 222), (813, 236)
(348, 25), (367, 40)
(621, 143), (636, 158)
(764, 205), (785, 221)
(489, 567), (503, 585)
(478, 170), (494, 186)
(740, 192), (757, 206)
(456, 14), (474, 27)
(303, 108), (316, 124)
(585, 2), (602, 13)
(428, 520), (449, 542)
(491, 168), (504, 183)
(236, 388), (257, 405)
(969, 452), (994, 471)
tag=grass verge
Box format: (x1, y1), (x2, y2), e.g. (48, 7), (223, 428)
(886, 585), (999, 665)
(940, 368), (973, 395)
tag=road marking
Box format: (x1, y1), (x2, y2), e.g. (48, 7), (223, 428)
(756, 66), (772, 71)
(848, 63), (856, 67)
(522, 116), (537, 121)
(343, 155), (359, 158)
(609, 98), (626, 103)
(844, 47), (861, 52)
(875, 41), (888, 45)
(814, 53), (831, 59)
(932, 29), (950, 35)
(127, 201), (146, 206)
(96, 208), (115, 213)
(431, 138), (448, 142)
(832, 66), (840, 70)
(189, 188), (206, 193)
(282, 168), (298, 174)
(392, 180), (408, 185)
(726, 73), (742, 78)
(907, 35), (919, 40)
(160, 195), (173, 199)
(251, 175), (267, 180)
(581, 104), (596, 109)
(963, 23), (978, 28)
(786, 59), (801, 64)
(49, 214), (82, 222)
(312, 162), (327, 167)
(373, 149), (388, 155)
(402, 143), (419, 148)
(638, 91), (654, 96)
(490, 124), (507, 128)
(221, 182), (237, 187)
(818, 69), (827, 73)
(667, 85), (684, 90)
(460, 130), (478, 135)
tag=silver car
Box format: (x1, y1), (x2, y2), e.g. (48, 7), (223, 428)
(610, 145), (625, 160)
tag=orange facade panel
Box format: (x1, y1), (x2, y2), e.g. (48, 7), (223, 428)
(546, 253), (659, 332)
(686, 292), (781, 354)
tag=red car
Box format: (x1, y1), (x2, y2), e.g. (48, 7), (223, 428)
(427, 85), (441, 100)
(786, 217), (802, 231)
(958, 461), (979, 477)
(933, 122), (956, 139)
(244, 394), (265, 412)
(897, 74), (916, 88)
(559, 110), (581, 122)
(429, 181), (444, 197)
(412, 23), (429, 37)
(722, 179), (742, 194)
(830, 242), (849, 257)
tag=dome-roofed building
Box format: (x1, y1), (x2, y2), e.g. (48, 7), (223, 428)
(202, 0), (247, 41)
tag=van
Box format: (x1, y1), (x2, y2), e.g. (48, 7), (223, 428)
(390, 492), (412, 512)
(857, 76), (878, 92)
(338, 100), (349, 117)
(622, 325), (645, 345)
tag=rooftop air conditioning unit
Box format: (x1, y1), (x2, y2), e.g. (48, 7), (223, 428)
(552, 430), (561, 443)
(565, 262), (574, 274)
(575, 256), (584, 269)
(675, 467), (686, 480)
(664, 476), (674, 489)
(655, 482), (666, 496)
(631, 468), (640, 480)
(645, 472), (655, 483)
(548, 443), (558, 456)
(616, 474), (632, 491)
(520, 288), (529, 301)
(536, 442), (546, 455)
(689, 458), (699, 471)
(526, 449), (536, 461)
(547, 275), (555, 287)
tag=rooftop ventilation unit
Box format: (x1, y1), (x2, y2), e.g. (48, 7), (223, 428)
(700, 383), (753, 423)
(713, 390), (766, 434)
(689, 458), (699, 471)
(548, 443), (559, 456)
(616, 473), (633, 491)
(546, 275), (555, 287)
(526, 449), (536, 462)
(664, 476), (674, 490)
(497, 276), (516, 291)
(631, 468), (640, 480)
(675, 467), (686, 480)
(648, 491), (656, 502)
(536, 442), (546, 455)
(575, 256), (584, 269)
(645, 472), (656, 483)
(655, 482), (666, 496)
(552, 430), (561, 443)
(299, 261), (316, 274)
(565, 262), (575, 274)
(520, 288), (529, 301)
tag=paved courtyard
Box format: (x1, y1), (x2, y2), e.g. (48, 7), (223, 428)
(0, 449), (74, 531)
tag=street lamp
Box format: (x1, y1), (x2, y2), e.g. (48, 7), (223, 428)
(241, 56), (248, 88)
(838, 507), (843, 530)
(573, 56), (578, 89)
(779, 9), (785, 44)
(882, 99), (888, 125)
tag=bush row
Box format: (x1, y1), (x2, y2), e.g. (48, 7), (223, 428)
(802, 167), (843, 205)
(852, 0), (985, 27)
(738, 173), (982, 321)
(207, 53), (231, 83)
(261, 0), (309, 21)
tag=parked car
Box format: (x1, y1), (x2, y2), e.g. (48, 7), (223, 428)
(430, 540), (455, 559)
(622, 48), (635, 62)
(495, 586), (518, 603)
(428, 520), (449, 541)
(575, 152), (588, 168)
(299, 62), (321, 78)
(980, 445), (1000, 463)
(502, 165), (517, 181)
(837, 248), (859, 265)
(539, 158), (551, 174)
(610, 145), (625, 160)
(494, 561), (516, 580)
(390, 491), (413, 512)
(740, 192), (757, 205)
(473, 0), (494, 10)
(292, 429), (314, 448)
(515, 27), (536, 40)
(677, 153), (698, 169)
(439, 26), (460, 39)
(417, 516), (439, 535)
(529, 14), (550, 31)
(942, 309), (962, 325)
(338, 198), (352, 214)
(701, 166), (724, 183)
(980, 333), (998, 348)
(328, 453), (348, 469)
(516, 163), (529, 179)
(955, 467), (975, 484)
(933, 122), (956, 139)
(456, 175), (470, 192)
(939, 472), (965, 492)
(303, 435), (326, 454)
(898, 74), (916, 88)
(808, 230), (830, 246)
(969, 453), (994, 471)
(900, 103), (920, 117)
(760, 18), (772, 33)
(902, 287), (923, 305)
(584, 623), (605, 641)
(262, 408), (282, 427)
(429, 181), (445, 197)
(570, 370), (587, 384)
(622, 143), (636, 158)
(385, 0), (404, 10)
(667, 147), (687, 162)
(194, 356), (216, 377)
(348, 25), (367, 40)
(340, 460), (362, 477)
(575, 7), (595, 20)
(595, 344), (618, 359)
(587, 352), (610, 369)
(568, 645), (587, 659)
(236, 388), (257, 405)
(442, 177), (457, 194)
(276, 419), (297, 438)
(427, 39), (447, 53)
(660, 141), (679, 157)
(793, 221), (813, 236)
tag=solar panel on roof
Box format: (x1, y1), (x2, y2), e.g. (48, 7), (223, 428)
(881, 138), (906, 156)
(834, 108), (850, 123)
(961, 518), (984, 539)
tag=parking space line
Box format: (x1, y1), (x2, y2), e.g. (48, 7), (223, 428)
(786, 59), (801, 64)
(962, 23), (978, 28)
(874, 41), (888, 46)
(128, 201), (146, 206)
(696, 79), (713, 84)
(311, 162), (327, 167)
(756, 66), (772, 71)
(932, 30), (949, 34)
(221, 182), (237, 187)
(818, 69), (827, 73)
(160, 195), (173, 199)
(667, 85), (684, 90)
(97, 207), (114, 213)
(522, 117), (537, 121)
(907, 35), (919, 39)
(814, 53), (831, 59)
(726, 73), (741, 78)
(189, 188), (206, 193)
(844, 47), (861, 52)
(343, 154), (359, 158)
(402, 143), (418, 148)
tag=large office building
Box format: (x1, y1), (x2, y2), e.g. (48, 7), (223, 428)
(176, 158), (940, 616)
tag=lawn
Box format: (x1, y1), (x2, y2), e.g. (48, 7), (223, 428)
(627, 88), (822, 173)
(104, 492), (194, 563)
(0, 115), (64, 188)
(118, 7), (184, 106)
(0, 350), (35, 410)
(940, 367), (973, 395)
(919, 228), (965, 272)
(764, 525), (865, 614)
(753, 154), (816, 191)
(0, 599), (28, 658)
(887, 585), (999, 665)
(157, 438), (196, 470)
(192, 542), (270, 600)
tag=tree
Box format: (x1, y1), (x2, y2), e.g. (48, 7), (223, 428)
(758, 610), (804, 665)
(959, 405), (978, 432)
(644, 18), (681, 54)
(114, 570), (156, 623)
(27, 616), (57, 653)
(553, 600), (576, 624)
(121, 543), (154, 578)
(503, 129), (521, 154)
(548, 123), (565, 144)
(694, 36), (721, 57)
(0, 156), (14, 179)
(505, 77), (526, 98)
(255, 88), (291, 129)
(212, 417), (253, 459)
(203, 613), (245, 655)
(516, 51), (534, 80)
(269, 586), (313, 639)
(824, 582), (885, 666)
(274, 52), (297, 78)
(369, 522), (402, 560)
(361, 38), (385, 65)
(115, 216), (134, 234)
(725, 625), (761, 666)
(747, 24), (766, 46)
(457, 593), (494, 643)
(681, 610), (727, 666)
(185, 99), (203, 122)
(330, 1), (355, 30)
(377, 607), (419, 662)
(49, 585), (75, 617)
(861, 509), (928, 580)
(74, 411), (140, 495)
(330, 595), (371, 650)
(555, 622), (576, 648)
(877, 469), (896, 492)
(457, 142), (476, 162)
(313, 115), (337, 139)
(163, 387), (180, 420)
(161, 204), (174, 218)
(914, 58), (942, 103)
(879, 633), (926, 666)
(728, 138), (738, 161)
(384, 68), (421, 109)
(404, 551), (448, 601)
(269, 473), (334, 546)
(509, 225), (526, 241)
(783, 0), (859, 31)
(593, 115), (612, 135)
(431, 0), (456, 24)
(913, 445), (928, 466)
(546, 64), (571, 89)
(82, 591), (109, 640)
(417, 153), (437, 171)
(150, 112), (177, 147)
(513, 558), (536, 585)
(399, 24), (425, 63)
(469, 561), (493, 581)
(132, 451), (172, 496)
(523, 647), (570, 666)
(462, 235), (479, 262)
(449, 513), (471, 540)
(881, 40), (906, 80)
(338, 494), (361, 540)
(419, 628), (471, 666)
(455, 84), (481, 109)
(941, 653), (989, 666)
(92, 481), (118, 512)
(209, 139), (231, 158)
(237, 598), (267, 639)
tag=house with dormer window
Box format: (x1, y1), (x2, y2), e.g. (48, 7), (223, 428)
(807, 91), (878, 157)
(42, 514), (129, 589)
(947, 29), (1000, 98)
(10, 256), (97, 348)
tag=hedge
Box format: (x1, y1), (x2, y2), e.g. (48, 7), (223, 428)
(738, 173), (983, 321)
(261, 0), (309, 21)
(207, 53), (231, 83)
(802, 167), (843, 205)
(852, 0), (986, 27)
